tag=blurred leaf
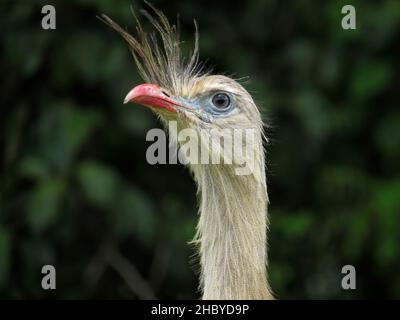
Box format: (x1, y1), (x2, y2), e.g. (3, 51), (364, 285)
(119, 107), (155, 136)
(362, 1), (400, 48)
(269, 262), (293, 294)
(113, 185), (157, 244)
(317, 165), (372, 208)
(63, 107), (100, 154)
(26, 179), (64, 233)
(343, 212), (369, 259)
(36, 103), (100, 171)
(350, 60), (393, 101)
(368, 179), (400, 268)
(294, 90), (330, 140)
(19, 155), (50, 180)
(162, 195), (196, 243)
(274, 210), (313, 239)
(374, 112), (400, 170)
(77, 161), (119, 208)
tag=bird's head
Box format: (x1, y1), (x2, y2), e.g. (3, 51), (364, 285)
(123, 75), (261, 129)
(101, 4), (266, 176)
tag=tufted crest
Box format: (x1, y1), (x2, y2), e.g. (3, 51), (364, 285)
(99, 1), (203, 96)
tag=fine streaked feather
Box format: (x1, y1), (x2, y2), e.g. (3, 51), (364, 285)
(99, 2), (202, 95)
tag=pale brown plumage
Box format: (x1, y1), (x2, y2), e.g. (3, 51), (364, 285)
(101, 3), (274, 300)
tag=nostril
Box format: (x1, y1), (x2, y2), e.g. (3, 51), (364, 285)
(161, 90), (170, 97)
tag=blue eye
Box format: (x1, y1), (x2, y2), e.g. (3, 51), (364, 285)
(212, 93), (230, 110)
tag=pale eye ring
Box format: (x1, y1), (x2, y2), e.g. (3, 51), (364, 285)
(212, 93), (230, 109)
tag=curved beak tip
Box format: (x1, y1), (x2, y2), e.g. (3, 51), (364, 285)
(123, 87), (138, 104)
(123, 83), (179, 113)
(123, 96), (130, 104)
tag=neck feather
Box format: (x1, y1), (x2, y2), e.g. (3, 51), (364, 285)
(191, 157), (273, 299)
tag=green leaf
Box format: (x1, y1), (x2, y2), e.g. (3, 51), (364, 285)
(317, 165), (372, 208)
(119, 107), (155, 136)
(27, 179), (64, 233)
(374, 113), (400, 168)
(19, 155), (50, 180)
(350, 61), (393, 101)
(274, 210), (313, 239)
(295, 90), (330, 140)
(77, 161), (120, 208)
(63, 107), (100, 155)
(113, 185), (157, 244)
(372, 179), (400, 265)
(36, 103), (99, 172)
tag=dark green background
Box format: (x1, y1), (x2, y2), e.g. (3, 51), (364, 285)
(1, 0), (399, 299)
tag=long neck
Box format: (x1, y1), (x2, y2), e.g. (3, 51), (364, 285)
(192, 159), (273, 299)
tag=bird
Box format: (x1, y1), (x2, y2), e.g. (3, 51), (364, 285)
(100, 3), (274, 300)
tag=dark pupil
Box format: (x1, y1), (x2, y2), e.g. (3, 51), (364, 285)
(213, 93), (230, 108)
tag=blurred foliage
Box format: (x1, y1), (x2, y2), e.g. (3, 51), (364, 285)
(1, 0), (399, 299)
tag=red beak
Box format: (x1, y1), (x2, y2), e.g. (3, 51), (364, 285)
(124, 83), (178, 113)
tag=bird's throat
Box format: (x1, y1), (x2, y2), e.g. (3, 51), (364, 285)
(192, 163), (273, 300)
